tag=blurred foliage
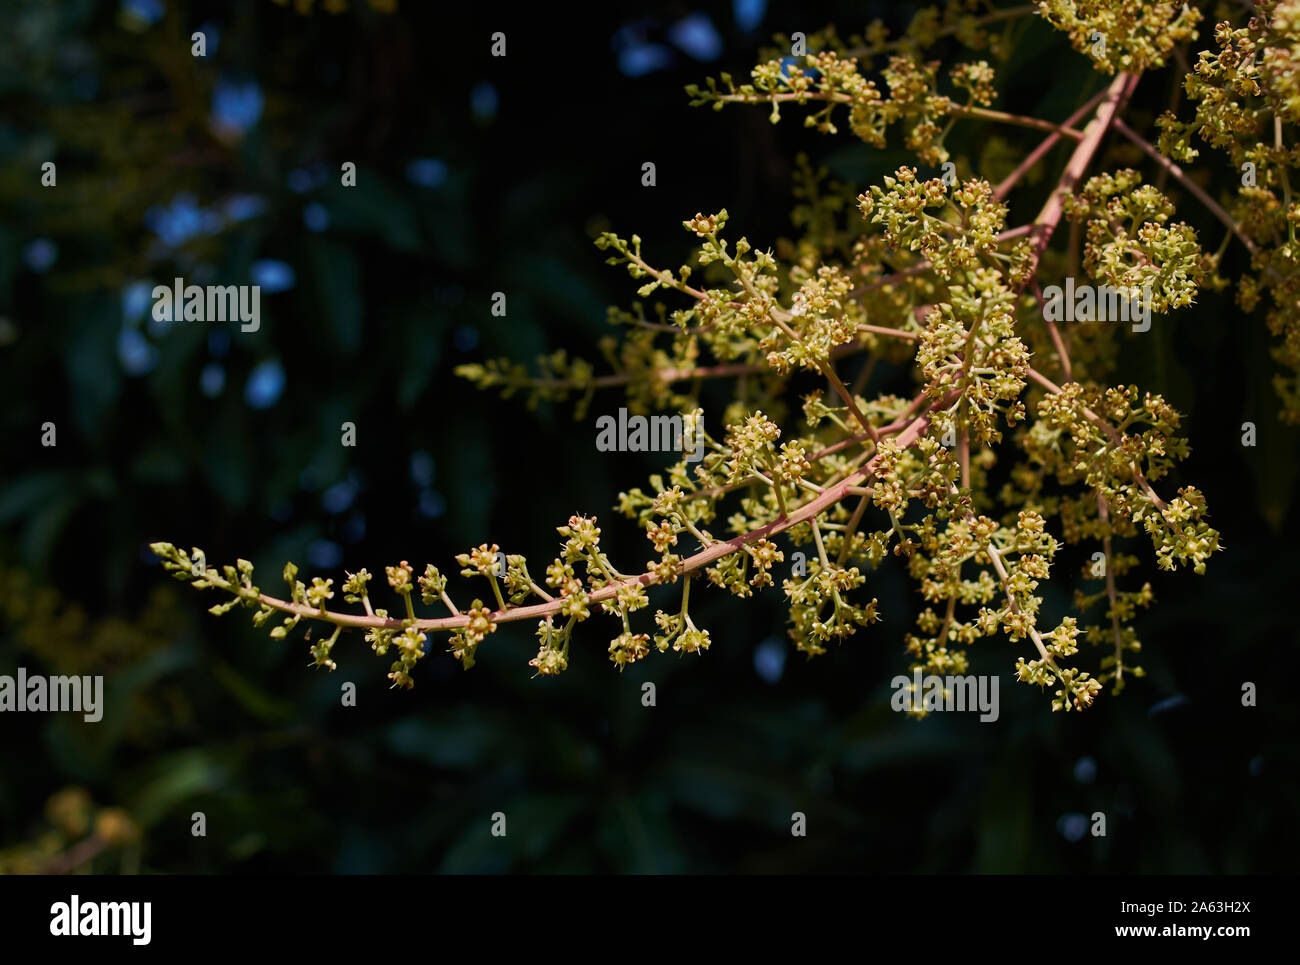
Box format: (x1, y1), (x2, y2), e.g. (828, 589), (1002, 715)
(0, 0), (1296, 873)
(0, 786), (141, 875)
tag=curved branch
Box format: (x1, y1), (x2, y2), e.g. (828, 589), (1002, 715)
(245, 392), (959, 634)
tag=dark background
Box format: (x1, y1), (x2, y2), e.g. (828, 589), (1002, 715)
(0, 0), (1295, 873)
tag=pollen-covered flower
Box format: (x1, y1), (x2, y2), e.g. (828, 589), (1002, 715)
(306, 577), (334, 609)
(529, 638), (568, 675)
(457, 543), (503, 578)
(608, 631), (651, 668)
(385, 560), (414, 594)
(463, 601), (496, 645)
